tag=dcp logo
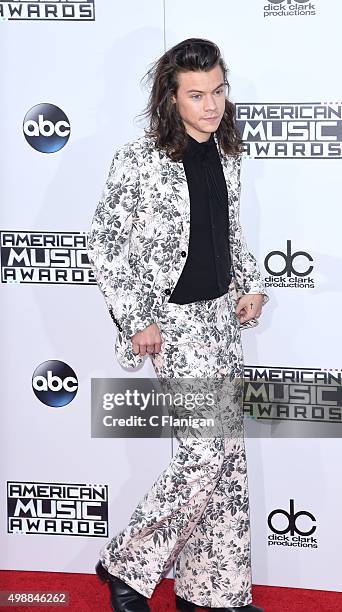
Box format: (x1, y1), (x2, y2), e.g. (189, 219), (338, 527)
(32, 360), (78, 407)
(265, 240), (313, 277)
(268, 0), (310, 3)
(23, 103), (70, 153)
(268, 499), (316, 536)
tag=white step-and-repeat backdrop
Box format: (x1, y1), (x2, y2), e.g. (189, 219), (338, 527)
(1, 0), (341, 594)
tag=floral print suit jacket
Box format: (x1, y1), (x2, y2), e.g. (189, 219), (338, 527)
(87, 132), (269, 369)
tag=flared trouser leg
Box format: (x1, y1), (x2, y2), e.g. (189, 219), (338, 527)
(98, 291), (253, 608)
(173, 439), (252, 607)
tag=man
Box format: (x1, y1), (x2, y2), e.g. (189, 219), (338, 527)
(88, 38), (269, 612)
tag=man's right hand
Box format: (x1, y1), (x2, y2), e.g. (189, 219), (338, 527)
(131, 323), (161, 357)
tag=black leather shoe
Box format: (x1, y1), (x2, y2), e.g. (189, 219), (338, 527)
(175, 594), (211, 610)
(95, 560), (150, 611)
(175, 594), (196, 611)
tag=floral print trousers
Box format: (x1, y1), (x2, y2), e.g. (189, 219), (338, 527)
(99, 290), (253, 608)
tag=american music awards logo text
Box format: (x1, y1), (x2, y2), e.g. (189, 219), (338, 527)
(0, 231), (94, 284)
(236, 102), (341, 158)
(0, 0), (95, 21)
(7, 481), (108, 536)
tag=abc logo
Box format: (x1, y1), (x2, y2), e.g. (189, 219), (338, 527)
(32, 360), (78, 407)
(23, 103), (70, 153)
(265, 240), (313, 277)
(268, 499), (316, 536)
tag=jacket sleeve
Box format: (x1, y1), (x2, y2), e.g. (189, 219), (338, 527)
(231, 155), (269, 307)
(87, 142), (158, 340)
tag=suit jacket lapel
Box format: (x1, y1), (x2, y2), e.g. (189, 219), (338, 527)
(214, 132), (238, 231)
(161, 153), (191, 248)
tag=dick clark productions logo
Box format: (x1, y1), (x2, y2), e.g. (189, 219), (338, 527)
(264, 240), (314, 289)
(264, 0), (316, 18)
(268, 499), (318, 549)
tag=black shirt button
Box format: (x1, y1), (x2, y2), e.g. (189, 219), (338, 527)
(181, 251), (187, 257)
(165, 288), (171, 295)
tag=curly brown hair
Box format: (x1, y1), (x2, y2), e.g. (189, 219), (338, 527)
(138, 37), (243, 161)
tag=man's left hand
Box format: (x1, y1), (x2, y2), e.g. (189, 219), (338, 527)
(235, 293), (264, 324)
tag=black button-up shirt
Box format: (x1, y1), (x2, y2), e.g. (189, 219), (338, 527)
(169, 132), (232, 304)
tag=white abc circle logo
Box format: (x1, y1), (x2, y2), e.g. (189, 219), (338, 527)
(23, 103), (71, 153)
(33, 370), (78, 392)
(24, 115), (70, 138)
(32, 360), (78, 407)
